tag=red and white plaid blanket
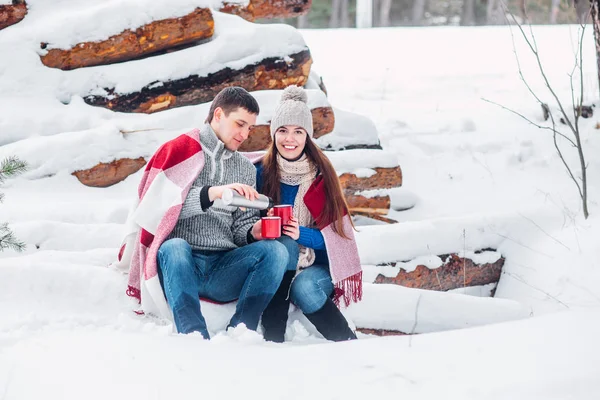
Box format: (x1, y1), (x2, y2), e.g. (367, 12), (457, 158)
(113, 129), (205, 318)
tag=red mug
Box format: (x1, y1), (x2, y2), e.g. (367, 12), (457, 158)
(261, 217), (281, 239)
(273, 205), (293, 226)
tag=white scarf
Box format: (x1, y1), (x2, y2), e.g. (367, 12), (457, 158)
(277, 153), (317, 269)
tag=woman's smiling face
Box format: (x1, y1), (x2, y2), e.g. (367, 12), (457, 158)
(274, 125), (308, 160)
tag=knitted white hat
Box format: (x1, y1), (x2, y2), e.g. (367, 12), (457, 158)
(270, 85), (313, 138)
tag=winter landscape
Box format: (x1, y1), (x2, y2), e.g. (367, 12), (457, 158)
(0, 0), (599, 399)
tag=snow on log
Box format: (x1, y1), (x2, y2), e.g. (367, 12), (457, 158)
(304, 69), (328, 95)
(84, 49), (311, 113)
(327, 149), (403, 214)
(316, 108), (381, 151)
(40, 8), (214, 70)
(345, 283), (527, 335)
(55, 12), (308, 113)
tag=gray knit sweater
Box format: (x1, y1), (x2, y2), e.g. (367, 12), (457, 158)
(167, 124), (259, 251)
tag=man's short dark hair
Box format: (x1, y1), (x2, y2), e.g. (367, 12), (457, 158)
(205, 87), (260, 123)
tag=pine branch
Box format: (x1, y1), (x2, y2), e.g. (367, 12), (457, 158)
(0, 223), (25, 252)
(0, 156), (27, 185)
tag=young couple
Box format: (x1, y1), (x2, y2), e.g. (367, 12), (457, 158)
(118, 85), (362, 342)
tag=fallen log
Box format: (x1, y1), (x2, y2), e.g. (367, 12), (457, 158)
(40, 8), (214, 70)
(251, 0), (312, 19)
(72, 157), (146, 188)
(239, 106), (334, 152)
(356, 328), (408, 336)
(311, 106), (335, 139)
(222, 0), (312, 21)
(351, 211), (398, 223)
(73, 156), (394, 216)
(84, 49), (312, 113)
(345, 194), (390, 216)
(0, 0), (27, 30)
(374, 253), (505, 291)
(338, 166), (403, 192)
(218, 1), (254, 21)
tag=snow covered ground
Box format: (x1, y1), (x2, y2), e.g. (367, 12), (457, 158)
(1, 10), (599, 399)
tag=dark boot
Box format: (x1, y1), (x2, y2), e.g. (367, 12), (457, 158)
(304, 298), (357, 342)
(261, 270), (295, 343)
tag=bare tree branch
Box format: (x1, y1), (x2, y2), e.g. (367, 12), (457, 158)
(498, 3), (590, 219)
(503, 271), (570, 309)
(481, 98), (577, 147)
(517, 212), (571, 251)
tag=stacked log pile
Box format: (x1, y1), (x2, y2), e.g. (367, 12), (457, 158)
(0, 0), (508, 340)
(33, 1), (402, 217)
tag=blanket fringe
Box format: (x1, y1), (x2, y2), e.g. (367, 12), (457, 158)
(126, 285), (141, 303)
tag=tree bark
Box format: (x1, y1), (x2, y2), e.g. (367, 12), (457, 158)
(330, 0), (341, 28)
(340, 0), (350, 27)
(576, 0), (591, 23)
(378, 0), (392, 27)
(461, 0), (476, 26)
(0, 0), (27, 31)
(550, 0), (560, 23)
(41, 8), (214, 70)
(84, 49), (312, 113)
(411, 0), (427, 25)
(591, 0), (600, 101)
(486, 0), (502, 25)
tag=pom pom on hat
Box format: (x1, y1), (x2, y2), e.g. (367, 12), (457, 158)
(280, 85), (308, 103)
(270, 85), (313, 138)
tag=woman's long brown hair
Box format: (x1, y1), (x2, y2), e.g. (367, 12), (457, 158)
(261, 135), (355, 239)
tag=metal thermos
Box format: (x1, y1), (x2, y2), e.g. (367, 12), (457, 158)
(221, 188), (274, 210)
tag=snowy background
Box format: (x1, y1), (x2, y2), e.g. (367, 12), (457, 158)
(0, 2), (599, 398)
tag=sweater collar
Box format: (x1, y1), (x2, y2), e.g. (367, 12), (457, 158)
(201, 123), (233, 159)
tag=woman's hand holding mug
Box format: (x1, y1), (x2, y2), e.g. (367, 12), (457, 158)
(282, 216), (300, 240)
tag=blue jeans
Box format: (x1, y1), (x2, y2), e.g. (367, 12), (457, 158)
(279, 236), (300, 272)
(157, 237), (293, 339)
(290, 264), (334, 314)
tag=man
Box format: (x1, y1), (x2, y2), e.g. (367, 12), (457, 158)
(117, 87), (299, 339)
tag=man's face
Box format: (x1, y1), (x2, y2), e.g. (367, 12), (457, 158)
(212, 107), (257, 151)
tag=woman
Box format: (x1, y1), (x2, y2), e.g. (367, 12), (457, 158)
(256, 85), (363, 342)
